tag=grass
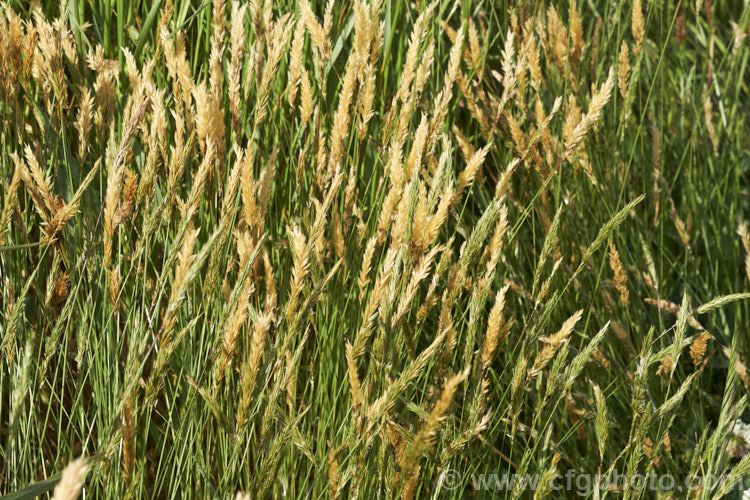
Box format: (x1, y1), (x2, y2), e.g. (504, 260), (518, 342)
(1, 0), (750, 498)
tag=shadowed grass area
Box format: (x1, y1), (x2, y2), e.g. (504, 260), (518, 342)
(1, 0), (750, 498)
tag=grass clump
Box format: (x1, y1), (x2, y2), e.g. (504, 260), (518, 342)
(1, 0), (750, 498)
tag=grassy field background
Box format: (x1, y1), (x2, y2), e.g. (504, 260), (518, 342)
(1, 0), (750, 498)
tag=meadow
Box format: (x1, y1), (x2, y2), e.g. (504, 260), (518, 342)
(1, 0), (750, 498)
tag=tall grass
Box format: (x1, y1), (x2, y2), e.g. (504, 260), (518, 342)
(1, 0), (750, 498)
